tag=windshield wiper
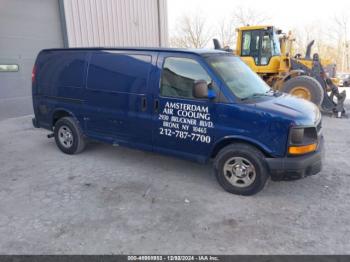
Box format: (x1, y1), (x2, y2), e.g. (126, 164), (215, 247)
(241, 90), (273, 101)
(241, 93), (266, 101)
(266, 88), (282, 97)
(241, 88), (283, 101)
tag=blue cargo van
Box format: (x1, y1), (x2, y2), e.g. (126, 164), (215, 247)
(32, 48), (324, 195)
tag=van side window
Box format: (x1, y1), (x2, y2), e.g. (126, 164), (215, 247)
(160, 57), (211, 99)
(38, 52), (87, 88)
(87, 53), (151, 94)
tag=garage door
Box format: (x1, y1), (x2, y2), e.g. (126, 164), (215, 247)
(0, 0), (64, 120)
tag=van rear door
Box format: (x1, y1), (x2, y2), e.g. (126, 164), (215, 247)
(33, 50), (88, 129)
(84, 51), (155, 149)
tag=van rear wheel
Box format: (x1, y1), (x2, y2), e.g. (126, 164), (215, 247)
(214, 143), (268, 196)
(54, 117), (86, 154)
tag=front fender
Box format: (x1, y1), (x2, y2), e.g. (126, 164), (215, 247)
(211, 135), (274, 158)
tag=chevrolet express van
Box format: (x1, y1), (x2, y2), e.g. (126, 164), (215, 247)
(32, 48), (324, 195)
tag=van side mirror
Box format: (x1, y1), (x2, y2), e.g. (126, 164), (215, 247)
(193, 80), (216, 99)
(207, 88), (216, 99)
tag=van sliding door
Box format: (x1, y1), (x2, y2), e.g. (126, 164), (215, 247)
(84, 51), (156, 149)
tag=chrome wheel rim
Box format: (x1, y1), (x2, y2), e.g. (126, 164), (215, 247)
(223, 157), (256, 188)
(58, 125), (73, 148)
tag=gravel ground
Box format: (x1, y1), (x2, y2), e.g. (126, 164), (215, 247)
(0, 100), (350, 254)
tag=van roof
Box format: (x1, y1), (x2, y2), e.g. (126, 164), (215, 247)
(40, 47), (229, 56)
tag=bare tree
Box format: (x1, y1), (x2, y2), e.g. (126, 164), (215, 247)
(292, 24), (338, 64)
(170, 15), (213, 48)
(292, 24), (319, 56)
(213, 7), (270, 50)
(169, 8), (349, 74)
(231, 6), (270, 27)
(217, 17), (236, 48)
(333, 13), (349, 72)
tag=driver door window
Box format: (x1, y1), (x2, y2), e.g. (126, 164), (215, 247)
(160, 57), (211, 99)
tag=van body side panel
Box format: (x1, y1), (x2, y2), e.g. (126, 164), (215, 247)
(32, 48), (289, 161)
(33, 50), (89, 129)
(31, 48), (323, 186)
(84, 51), (156, 150)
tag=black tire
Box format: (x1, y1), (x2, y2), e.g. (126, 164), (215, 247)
(281, 75), (324, 106)
(214, 143), (268, 196)
(54, 116), (86, 154)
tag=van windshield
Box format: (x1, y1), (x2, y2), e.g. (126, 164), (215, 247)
(206, 55), (271, 100)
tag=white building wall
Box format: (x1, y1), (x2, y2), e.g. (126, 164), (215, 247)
(63, 0), (168, 47)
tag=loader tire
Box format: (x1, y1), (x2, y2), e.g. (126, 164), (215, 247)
(281, 75), (324, 106)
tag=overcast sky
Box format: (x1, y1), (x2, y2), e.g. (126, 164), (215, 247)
(167, 0), (350, 38)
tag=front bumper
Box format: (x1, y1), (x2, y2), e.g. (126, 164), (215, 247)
(266, 136), (324, 181)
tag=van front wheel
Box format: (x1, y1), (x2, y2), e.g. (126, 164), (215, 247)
(54, 117), (86, 154)
(214, 143), (268, 196)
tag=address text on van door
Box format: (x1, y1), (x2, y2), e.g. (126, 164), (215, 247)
(159, 102), (214, 143)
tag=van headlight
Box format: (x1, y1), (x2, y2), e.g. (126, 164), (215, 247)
(288, 127), (318, 155)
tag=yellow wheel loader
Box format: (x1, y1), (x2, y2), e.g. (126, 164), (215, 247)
(214, 25), (346, 116)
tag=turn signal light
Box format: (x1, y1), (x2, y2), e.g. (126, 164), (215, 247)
(288, 143), (317, 155)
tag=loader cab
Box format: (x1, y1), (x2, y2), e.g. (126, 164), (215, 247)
(236, 26), (282, 74)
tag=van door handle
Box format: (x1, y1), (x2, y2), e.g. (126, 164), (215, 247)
(141, 97), (147, 112)
(154, 99), (159, 112)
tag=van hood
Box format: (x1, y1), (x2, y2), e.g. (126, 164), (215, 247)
(253, 93), (321, 126)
